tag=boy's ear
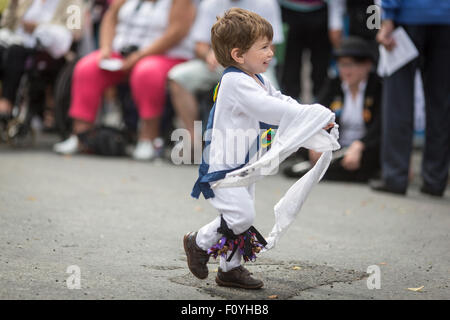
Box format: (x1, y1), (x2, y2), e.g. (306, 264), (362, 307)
(231, 48), (244, 64)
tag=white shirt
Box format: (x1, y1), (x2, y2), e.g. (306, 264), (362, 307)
(16, 0), (61, 48)
(339, 80), (367, 147)
(112, 0), (198, 59)
(191, 0), (284, 45)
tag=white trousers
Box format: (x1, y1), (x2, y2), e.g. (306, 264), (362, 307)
(196, 185), (256, 272)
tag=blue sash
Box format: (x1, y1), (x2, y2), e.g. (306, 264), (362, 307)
(191, 66), (277, 199)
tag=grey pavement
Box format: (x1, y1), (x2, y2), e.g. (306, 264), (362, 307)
(0, 133), (449, 300)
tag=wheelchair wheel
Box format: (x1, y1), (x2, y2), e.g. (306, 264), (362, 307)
(0, 119), (8, 143)
(54, 59), (78, 139)
(6, 73), (34, 146)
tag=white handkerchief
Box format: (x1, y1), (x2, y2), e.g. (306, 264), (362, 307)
(99, 58), (123, 71)
(377, 27), (419, 77)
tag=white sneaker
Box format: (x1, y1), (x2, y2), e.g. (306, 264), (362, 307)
(53, 135), (79, 155)
(132, 140), (155, 160)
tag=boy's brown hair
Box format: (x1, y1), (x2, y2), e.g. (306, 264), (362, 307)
(211, 7), (273, 67)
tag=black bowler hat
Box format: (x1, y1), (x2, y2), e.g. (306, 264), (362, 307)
(334, 36), (376, 62)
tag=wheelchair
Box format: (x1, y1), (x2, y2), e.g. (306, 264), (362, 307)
(52, 62), (140, 145)
(0, 43), (68, 145)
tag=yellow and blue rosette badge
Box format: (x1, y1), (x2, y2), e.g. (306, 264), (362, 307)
(261, 128), (274, 148)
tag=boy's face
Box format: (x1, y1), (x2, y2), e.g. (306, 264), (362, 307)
(337, 57), (372, 88)
(236, 37), (274, 75)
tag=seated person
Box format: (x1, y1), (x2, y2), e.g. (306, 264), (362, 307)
(167, 0), (284, 152)
(284, 36), (382, 182)
(53, 0), (198, 160)
(0, 0), (80, 119)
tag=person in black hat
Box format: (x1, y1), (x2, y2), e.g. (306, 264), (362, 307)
(284, 36), (382, 182)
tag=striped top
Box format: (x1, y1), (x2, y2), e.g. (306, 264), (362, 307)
(278, 0), (326, 12)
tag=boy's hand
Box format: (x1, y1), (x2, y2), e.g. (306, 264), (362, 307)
(323, 123), (334, 130)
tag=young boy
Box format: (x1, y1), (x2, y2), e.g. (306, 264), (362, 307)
(183, 8), (335, 289)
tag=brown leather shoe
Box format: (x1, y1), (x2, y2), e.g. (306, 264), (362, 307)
(183, 232), (210, 279)
(215, 265), (264, 289)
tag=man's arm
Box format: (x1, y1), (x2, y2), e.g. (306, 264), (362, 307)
(99, 0), (125, 60)
(376, 0), (399, 51)
(328, 0), (345, 49)
(195, 42), (220, 71)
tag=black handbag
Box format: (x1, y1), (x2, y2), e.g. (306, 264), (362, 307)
(77, 126), (128, 156)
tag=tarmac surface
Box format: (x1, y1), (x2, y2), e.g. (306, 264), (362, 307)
(0, 133), (449, 300)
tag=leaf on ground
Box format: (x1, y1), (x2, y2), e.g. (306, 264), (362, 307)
(407, 286), (424, 292)
(268, 295), (278, 299)
(292, 266), (302, 270)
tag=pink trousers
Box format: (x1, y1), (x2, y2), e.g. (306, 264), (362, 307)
(68, 50), (185, 122)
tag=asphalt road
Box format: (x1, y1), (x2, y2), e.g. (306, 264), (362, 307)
(0, 133), (449, 300)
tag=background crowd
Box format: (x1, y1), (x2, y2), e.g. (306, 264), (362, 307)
(0, 0), (448, 197)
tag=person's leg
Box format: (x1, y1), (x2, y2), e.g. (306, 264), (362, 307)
(194, 186), (263, 288)
(200, 187), (256, 270)
(0, 44), (5, 79)
(197, 187), (255, 248)
(280, 8), (304, 100)
(168, 59), (222, 140)
(420, 25), (450, 195)
(0, 45), (8, 115)
(68, 50), (125, 133)
(54, 51), (125, 154)
(309, 7), (331, 98)
(380, 66), (415, 192)
(168, 81), (198, 139)
(377, 26), (425, 193)
(0, 45), (31, 114)
(130, 55), (186, 142)
(28, 52), (66, 125)
(324, 148), (380, 182)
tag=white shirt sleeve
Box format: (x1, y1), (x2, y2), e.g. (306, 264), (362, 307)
(231, 76), (304, 125)
(191, 0), (217, 44)
(328, 0), (346, 31)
